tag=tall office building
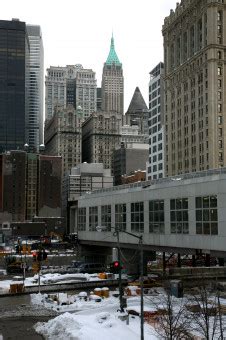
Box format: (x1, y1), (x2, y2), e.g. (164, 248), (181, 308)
(0, 151), (62, 226)
(44, 105), (83, 175)
(27, 25), (44, 151)
(82, 111), (122, 171)
(147, 62), (164, 180)
(163, 0), (226, 176)
(101, 36), (124, 114)
(45, 64), (96, 121)
(0, 19), (29, 152)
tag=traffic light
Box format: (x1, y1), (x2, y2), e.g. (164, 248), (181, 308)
(36, 250), (48, 262)
(110, 261), (121, 274)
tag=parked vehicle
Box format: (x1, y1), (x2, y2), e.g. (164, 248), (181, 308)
(71, 260), (84, 268)
(6, 260), (29, 274)
(74, 262), (106, 274)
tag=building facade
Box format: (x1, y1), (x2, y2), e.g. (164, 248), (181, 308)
(62, 162), (113, 232)
(0, 19), (29, 152)
(44, 105), (83, 175)
(45, 64), (96, 121)
(26, 152), (38, 220)
(27, 25), (44, 151)
(101, 36), (124, 114)
(121, 125), (147, 144)
(163, 0), (226, 176)
(147, 62), (165, 180)
(75, 67), (97, 120)
(96, 87), (102, 111)
(124, 87), (149, 139)
(0, 151), (27, 223)
(82, 111), (122, 171)
(38, 155), (62, 217)
(113, 142), (149, 185)
(0, 151), (62, 227)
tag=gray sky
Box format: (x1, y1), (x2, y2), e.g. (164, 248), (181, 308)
(1, 0), (177, 111)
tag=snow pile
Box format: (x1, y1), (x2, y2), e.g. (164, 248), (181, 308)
(35, 312), (82, 339)
(35, 310), (155, 340)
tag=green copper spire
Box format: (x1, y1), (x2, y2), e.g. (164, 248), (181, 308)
(105, 35), (121, 66)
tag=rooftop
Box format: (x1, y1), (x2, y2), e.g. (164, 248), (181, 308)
(83, 167), (226, 197)
(105, 36), (121, 66)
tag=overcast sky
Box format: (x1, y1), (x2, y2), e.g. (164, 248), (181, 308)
(1, 0), (177, 112)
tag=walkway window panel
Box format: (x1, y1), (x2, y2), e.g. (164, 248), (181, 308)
(131, 201), (144, 233)
(170, 197), (189, 234)
(195, 195), (218, 235)
(149, 200), (165, 234)
(115, 203), (126, 231)
(78, 207), (86, 231)
(89, 206), (98, 231)
(101, 205), (111, 231)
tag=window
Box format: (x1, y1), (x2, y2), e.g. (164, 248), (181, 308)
(131, 202), (144, 233)
(101, 205), (111, 231)
(149, 200), (164, 233)
(115, 204), (126, 231)
(218, 116), (223, 124)
(78, 208), (86, 231)
(196, 196), (218, 235)
(170, 198), (189, 234)
(218, 51), (222, 59)
(217, 66), (222, 76)
(89, 206), (98, 231)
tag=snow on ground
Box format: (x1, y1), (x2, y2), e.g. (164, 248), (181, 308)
(0, 279), (12, 293)
(32, 287), (226, 339)
(0, 272), (105, 293)
(32, 290), (159, 339)
(31, 291), (119, 313)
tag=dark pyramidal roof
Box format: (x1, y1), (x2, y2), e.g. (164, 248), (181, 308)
(126, 87), (148, 114)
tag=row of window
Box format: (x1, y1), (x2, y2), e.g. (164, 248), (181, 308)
(78, 195), (218, 236)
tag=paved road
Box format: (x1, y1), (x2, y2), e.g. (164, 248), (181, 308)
(0, 295), (57, 339)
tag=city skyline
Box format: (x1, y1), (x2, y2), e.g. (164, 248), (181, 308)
(0, 0), (176, 113)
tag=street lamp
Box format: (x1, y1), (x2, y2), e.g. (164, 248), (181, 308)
(97, 225), (144, 340)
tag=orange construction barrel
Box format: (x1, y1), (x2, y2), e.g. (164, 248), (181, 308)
(94, 288), (102, 297)
(101, 287), (109, 298)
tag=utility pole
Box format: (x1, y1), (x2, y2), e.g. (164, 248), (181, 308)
(140, 236), (144, 340)
(97, 225), (144, 339)
(116, 229), (124, 312)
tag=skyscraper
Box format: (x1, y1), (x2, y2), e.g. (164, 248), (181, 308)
(101, 36), (124, 114)
(163, 0), (226, 176)
(0, 150), (62, 226)
(27, 25), (44, 151)
(82, 111), (122, 171)
(147, 62), (164, 180)
(45, 64), (96, 121)
(44, 105), (82, 175)
(0, 19), (29, 152)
